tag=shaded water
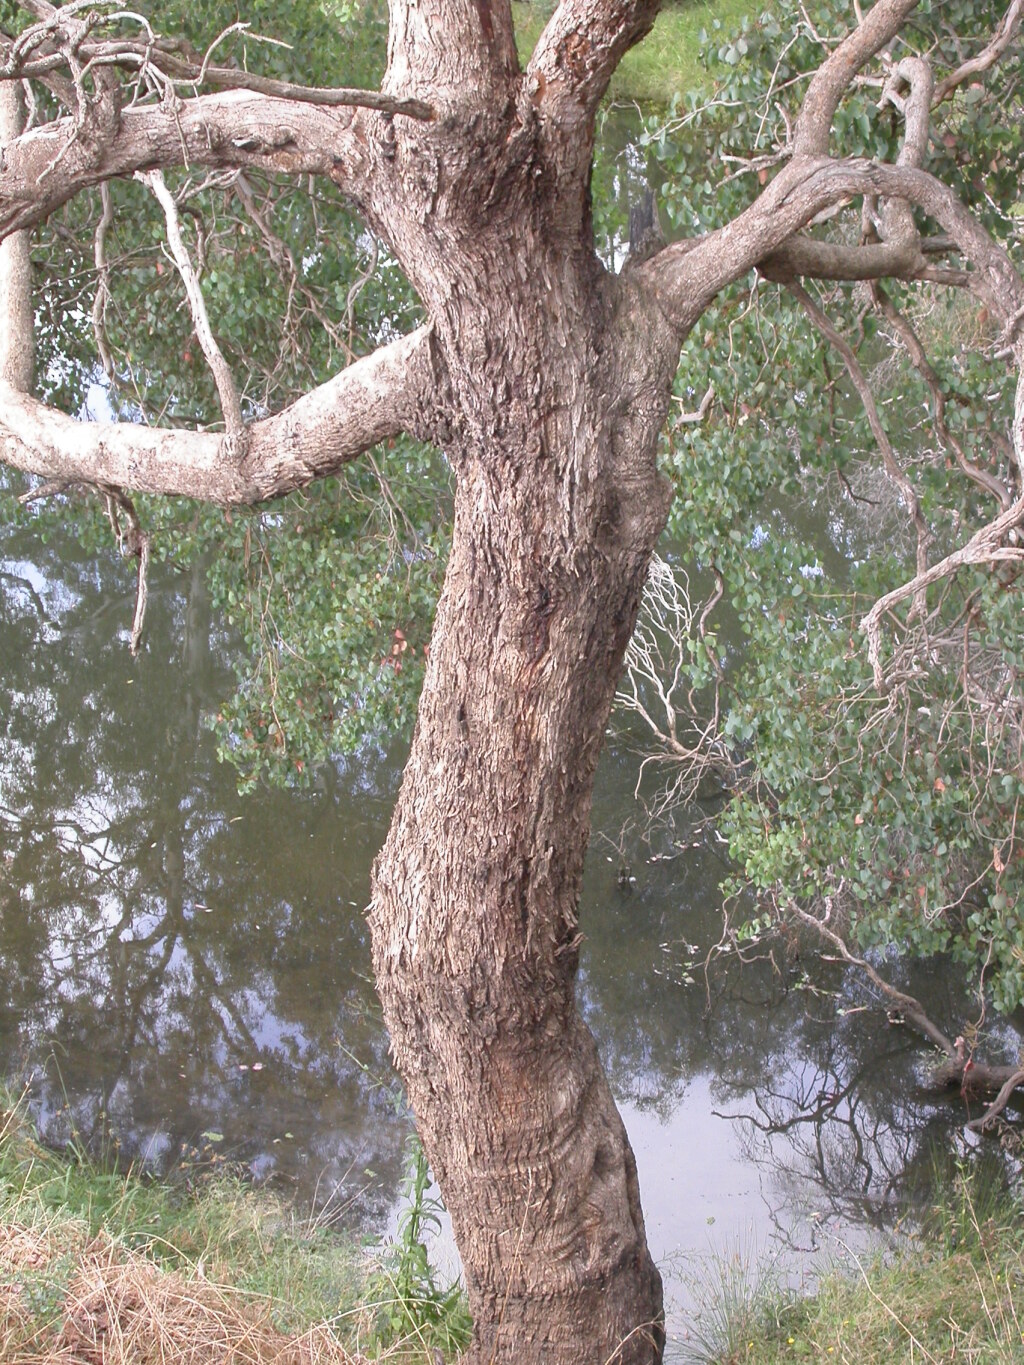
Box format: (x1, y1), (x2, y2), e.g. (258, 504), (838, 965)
(1, 517), (1018, 1355)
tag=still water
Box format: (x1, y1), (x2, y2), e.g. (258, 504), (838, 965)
(0, 515), (1015, 1355)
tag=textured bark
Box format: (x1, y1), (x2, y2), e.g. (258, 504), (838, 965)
(370, 253), (680, 1361)
(4, 0), (1024, 1360)
(1, 327), (435, 504)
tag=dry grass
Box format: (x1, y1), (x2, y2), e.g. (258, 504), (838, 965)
(0, 1222), (363, 1365)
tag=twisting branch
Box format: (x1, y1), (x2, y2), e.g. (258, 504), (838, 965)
(876, 54), (932, 249)
(788, 281), (933, 615)
(137, 168), (243, 442)
(672, 384), (715, 425)
(932, 0), (1024, 105)
(793, 0), (920, 156)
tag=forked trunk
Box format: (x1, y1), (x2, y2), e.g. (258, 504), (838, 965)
(370, 266), (680, 1363)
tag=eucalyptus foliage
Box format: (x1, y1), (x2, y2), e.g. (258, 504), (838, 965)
(631, 0), (1024, 1011)
(4, 0), (1022, 1010)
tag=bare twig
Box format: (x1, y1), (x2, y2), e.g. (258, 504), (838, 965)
(933, 0), (1024, 105)
(672, 384), (714, 425)
(136, 168), (244, 443)
(91, 180), (116, 381)
(787, 900), (957, 1057)
(788, 281), (933, 618)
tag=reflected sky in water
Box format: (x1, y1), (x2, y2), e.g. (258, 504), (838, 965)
(0, 514), (1018, 1358)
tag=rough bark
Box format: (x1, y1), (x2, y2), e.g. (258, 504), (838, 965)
(4, 0), (1024, 1360)
(370, 244), (680, 1360)
(0, 83), (31, 391)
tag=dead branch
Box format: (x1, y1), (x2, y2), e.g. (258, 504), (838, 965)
(136, 168), (244, 443)
(0, 6), (434, 118)
(790, 901), (1024, 1109)
(787, 900), (956, 1056)
(672, 384), (715, 426)
(101, 485), (150, 655)
(788, 281), (933, 616)
(965, 1065), (1024, 1131)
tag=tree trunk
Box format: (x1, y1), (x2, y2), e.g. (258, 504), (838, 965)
(370, 258), (681, 1362)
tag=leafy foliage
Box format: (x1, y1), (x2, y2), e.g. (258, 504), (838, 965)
(3, 0), (450, 787)
(625, 0), (1024, 1010)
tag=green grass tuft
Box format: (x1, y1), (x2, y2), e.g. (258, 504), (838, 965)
(0, 1089), (467, 1362)
(690, 1165), (1024, 1364)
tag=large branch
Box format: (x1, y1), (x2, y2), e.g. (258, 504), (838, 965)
(0, 326), (436, 505)
(523, 0), (661, 228)
(383, 0), (518, 109)
(527, 0), (661, 121)
(0, 90), (371, 240)
(639, 158), (1024, 334)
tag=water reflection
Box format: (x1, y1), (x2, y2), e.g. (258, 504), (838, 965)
(1, 517), (1019, 1357)
(0, 529), (408, 1221)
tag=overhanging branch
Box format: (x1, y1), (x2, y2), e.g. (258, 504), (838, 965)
(1, 325), (437, 505)
(0, 91), (372, 240)
(639, 159), (1024, 335)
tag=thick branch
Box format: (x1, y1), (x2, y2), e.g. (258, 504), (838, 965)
(527, 0), (661, 120)
(383, 0), (518, 109)
(640, 159), (1024, 334)
(794, 0), (920, 156)
(760, 235), (924, 284)
(0, 82), (32, 390)
(0, 326), (436, 505)
(0, 91), (370, 240)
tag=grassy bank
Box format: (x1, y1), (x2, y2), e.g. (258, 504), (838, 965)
(693, 1168), (1024, 1364)
(513, 0), (764, 103)
(0, 1093), (467, 1363)
(4, 1092), (1022, 1364)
